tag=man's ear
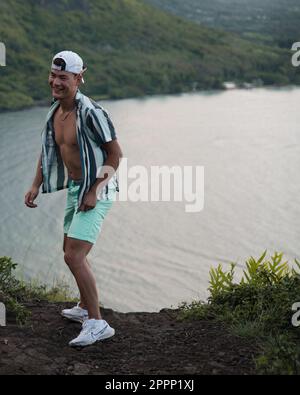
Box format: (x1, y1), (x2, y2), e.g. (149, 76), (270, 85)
(75, 74), (82, 86)
(78, 74), (84, 85)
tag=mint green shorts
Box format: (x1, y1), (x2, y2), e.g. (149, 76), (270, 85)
(63, 180), (115, 244)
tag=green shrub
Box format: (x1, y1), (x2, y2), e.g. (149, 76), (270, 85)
(179, 251), (300, 374)
(0, 256), (75, 325)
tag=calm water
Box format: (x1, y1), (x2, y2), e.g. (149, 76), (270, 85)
(1, 87), (300, 312)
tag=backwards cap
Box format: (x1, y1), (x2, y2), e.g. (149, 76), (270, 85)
(51, 50), (86, 83)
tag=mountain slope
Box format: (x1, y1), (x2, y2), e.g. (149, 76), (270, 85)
(145, 0), (300, 48)
(0, 0), (298, 111)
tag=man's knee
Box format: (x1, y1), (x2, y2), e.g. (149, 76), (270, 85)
(64, 251), (85, 270)
(63, 237), (93, 269)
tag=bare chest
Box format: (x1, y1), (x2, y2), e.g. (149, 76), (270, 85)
(53, 110), (78, 147)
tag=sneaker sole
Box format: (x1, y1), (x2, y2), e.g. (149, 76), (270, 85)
(69, 327), (115, 348)
(61, 312), (88, 323)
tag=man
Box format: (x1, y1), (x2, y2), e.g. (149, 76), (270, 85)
(24, 50), (123, 347)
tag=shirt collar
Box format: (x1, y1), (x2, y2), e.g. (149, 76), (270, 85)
(75, 89), (83, 109)
(46, 100), (60, 123)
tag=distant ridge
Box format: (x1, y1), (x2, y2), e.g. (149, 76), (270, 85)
(145, 0), (300, 48)
(0, 0), (298, 111)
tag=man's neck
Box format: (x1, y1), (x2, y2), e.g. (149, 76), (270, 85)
(59, 93), (77, 113)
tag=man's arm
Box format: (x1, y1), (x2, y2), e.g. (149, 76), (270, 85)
(90, 139), (123, 196)
(79, 107), (123, 211)
(32, 152), (43, 188)
(25, 153), (43, 208)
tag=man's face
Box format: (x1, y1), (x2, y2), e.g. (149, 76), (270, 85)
(48, 69), (80, 100)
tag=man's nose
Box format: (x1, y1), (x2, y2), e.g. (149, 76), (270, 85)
(52, 77), (61, 86)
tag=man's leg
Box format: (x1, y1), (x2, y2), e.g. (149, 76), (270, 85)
(64, 236), (102, 320)
(63, 233), (92, 310)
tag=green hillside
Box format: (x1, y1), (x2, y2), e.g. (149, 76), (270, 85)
(0, 0), (299, 111)
(145, 0), (300, 48)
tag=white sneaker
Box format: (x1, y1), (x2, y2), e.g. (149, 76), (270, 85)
(69, 319), (115, 347)
(61, 303), (89, 323)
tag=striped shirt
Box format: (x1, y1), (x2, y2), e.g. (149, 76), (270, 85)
(41, 89), (119, 209)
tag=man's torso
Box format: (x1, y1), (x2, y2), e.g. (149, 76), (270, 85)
(53, 107), (82, 181)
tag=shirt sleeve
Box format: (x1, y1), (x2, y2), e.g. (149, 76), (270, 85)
(88, 107), (117, 146)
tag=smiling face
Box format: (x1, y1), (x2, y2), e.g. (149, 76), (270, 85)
(48, 69), (81, 100)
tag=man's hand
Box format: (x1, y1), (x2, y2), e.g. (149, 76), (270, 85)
(78, 190), (97, 212)
(24, 186), (40, 208)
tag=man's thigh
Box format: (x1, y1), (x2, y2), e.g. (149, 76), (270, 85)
(66, 200), (114, 245)
(63, 234), (94, 257)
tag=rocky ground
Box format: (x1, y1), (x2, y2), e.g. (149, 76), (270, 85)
(0, 301), (260, 375)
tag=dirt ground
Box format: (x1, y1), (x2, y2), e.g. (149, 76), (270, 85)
(0, 301), (260, 375)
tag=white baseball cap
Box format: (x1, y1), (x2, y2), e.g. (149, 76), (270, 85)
(51, 50), (86, 83)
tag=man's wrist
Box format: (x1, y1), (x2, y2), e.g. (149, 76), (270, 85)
(89, 186), (98, 195)
(31, 182), (41, 189)
(90, 178), (107, 194)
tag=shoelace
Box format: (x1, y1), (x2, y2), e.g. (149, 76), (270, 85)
(80, 321), (95, 336)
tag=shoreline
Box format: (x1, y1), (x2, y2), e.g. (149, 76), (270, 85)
(0, 83), (298, 115)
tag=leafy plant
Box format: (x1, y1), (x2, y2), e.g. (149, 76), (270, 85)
(0, 256), (76, 325)
(179, 251), (300, 374)
(209, 263), (236, 298)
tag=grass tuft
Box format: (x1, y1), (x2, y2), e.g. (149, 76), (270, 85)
(0, 256), (76, 325)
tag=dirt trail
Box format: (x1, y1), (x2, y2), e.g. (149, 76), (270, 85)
(0, 302), (259, 375)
